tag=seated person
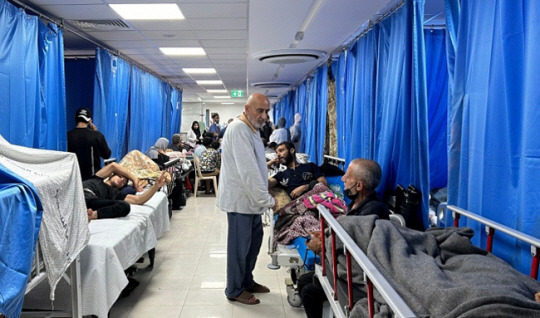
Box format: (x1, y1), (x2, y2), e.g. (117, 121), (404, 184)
(297, 158), (389, 318)
(194, 137), (212, 158)
(268, 142), (327, 199)
(145, 137), (170, 167)
(200, 141), (221, 194)
(85, 162), (167, 220)
(168, 134), (184, 152)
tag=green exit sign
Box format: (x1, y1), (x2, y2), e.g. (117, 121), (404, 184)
(231, 90), (244, 97)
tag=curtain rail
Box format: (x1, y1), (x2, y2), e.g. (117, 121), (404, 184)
(7, 0), (183, 91)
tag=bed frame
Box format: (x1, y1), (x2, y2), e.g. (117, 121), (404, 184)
(315, 204), (540, 318)
(266, 155), (347, 306)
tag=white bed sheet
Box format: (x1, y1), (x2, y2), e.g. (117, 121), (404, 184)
(80, 190), (169, 317)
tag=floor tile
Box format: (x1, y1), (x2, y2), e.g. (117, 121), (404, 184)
(127, 305), (182, 318)
(179, 305), (233, 318)
(233, 305), (286, 318)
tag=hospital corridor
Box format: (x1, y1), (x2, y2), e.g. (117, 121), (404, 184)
(2, 0), (540, 317)
(107, 196), (305, 318)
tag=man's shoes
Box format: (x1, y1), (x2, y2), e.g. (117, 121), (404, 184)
(247, 282), (270, 293)
(227, 290), (260, 305)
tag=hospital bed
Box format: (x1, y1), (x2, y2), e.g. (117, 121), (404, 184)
(266, 155), (348, 307)
(22, 185), (170, 318)
(314, 204), (540, 318)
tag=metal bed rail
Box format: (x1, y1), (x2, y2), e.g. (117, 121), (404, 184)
(448, 205), (540, 279)
(317, 205), (416, 318)
(323, 155), (345, 170)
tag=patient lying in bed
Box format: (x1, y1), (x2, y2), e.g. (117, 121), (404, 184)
(333, 215), (540, 318)
(84, 163), (167, 220)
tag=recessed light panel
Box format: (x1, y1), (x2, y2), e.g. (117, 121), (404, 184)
(160, 47), (206, 56)
(221, 102), (235, 105)
(196, 80), (223, 85)
(109, 4), (184, 20)
(214, 96), (231, 99)
(207, 89), (228, 93)
(183, 68), (216, 74)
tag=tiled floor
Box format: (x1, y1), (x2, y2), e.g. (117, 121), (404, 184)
(109, 194), (307, 318)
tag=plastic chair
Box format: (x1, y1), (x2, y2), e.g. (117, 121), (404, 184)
(192, 155), (218, 197)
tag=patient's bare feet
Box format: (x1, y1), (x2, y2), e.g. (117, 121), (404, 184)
(535, 292), (540, 303)
(87, 209), (97, 222)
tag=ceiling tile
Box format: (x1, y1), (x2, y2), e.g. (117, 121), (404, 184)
(139, 30), (199, 40)
(200, 39), (246, 48)
(179, 3), (246, 18)
(102, 40), (154, 49)
(195, 30), (247, 40)
(86, 31), (142, 41)
(41, 4), (119, 19)
(189, 18), (246, 30)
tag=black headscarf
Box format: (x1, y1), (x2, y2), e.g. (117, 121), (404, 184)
(191, 121), (201, 139)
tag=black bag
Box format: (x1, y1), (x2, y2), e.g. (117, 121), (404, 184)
(169, 178), (186, 209)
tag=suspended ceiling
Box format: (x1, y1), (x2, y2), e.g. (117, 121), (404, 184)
(14, 0), (445, 105)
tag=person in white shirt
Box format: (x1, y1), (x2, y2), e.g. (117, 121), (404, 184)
(217, 93), (276, 305)
(187, 121), (201, 148)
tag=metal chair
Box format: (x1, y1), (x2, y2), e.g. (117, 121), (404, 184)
(192, 155), (218, 197)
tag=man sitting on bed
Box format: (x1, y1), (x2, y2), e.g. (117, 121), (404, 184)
(297, 158), (389, 318)
(84, 162), (167, 221)
(268, 141), (327, 199)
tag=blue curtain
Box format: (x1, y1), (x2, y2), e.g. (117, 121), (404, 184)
(0, 163), (43, 318)
(37, 22), (66, 151)
(65, 59), (95, 131)
(349, 27), (379, 163)
(128, 66), (167, 152)
(0, 1), (39, 147)
(304, 65), (328, 165)
(93, 48), (131, 160)
(335, 50), (348, 160)
(165, 87), (182, 138)
(446, 0), (540, 275)
(424, 29), (448, 189)
(294, 83), (307, 153)
(373, 0), (429, 229)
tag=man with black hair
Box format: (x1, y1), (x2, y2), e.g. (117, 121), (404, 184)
(85, 163), (167, 220)
(209, 113), (221, 141)
(268, 141), (327, 199)
(67, 107), (111, 181)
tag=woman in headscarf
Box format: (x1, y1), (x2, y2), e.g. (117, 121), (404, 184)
(269, 117), (290, 144)
(187, 121), (201, 147)
(145, 137), (170, 168)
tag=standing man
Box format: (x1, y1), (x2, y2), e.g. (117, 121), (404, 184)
(68, 108), (111, 181)
(209, 113), (221, 141)
(217, 93), (276, 305)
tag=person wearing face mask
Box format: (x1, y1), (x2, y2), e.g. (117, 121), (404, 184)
(296, 158), (389, 318)
(341, 159), (389, 219)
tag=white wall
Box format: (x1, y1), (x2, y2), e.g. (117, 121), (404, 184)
(181, 102), (245, 133)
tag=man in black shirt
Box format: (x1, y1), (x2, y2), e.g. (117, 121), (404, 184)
(85, 162), (167, 220)
(67, 108), (111, 180)
(268, 142), (327, 198)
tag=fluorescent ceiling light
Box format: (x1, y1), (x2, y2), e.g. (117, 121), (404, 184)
(160, 47), (206, 56)
(109, 4), (184, 20)
(207, 89), (228, 93)
(183, 68), (216, 74)
(196, 80), (223, 85)
(214, 96), (231, 99)
(221, 102), (235, 105)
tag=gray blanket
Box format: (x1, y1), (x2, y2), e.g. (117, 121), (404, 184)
(329, 215), (540, 318)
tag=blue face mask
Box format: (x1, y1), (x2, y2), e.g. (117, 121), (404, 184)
(343, 183), (358, 200)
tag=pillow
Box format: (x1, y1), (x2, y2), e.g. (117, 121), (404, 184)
(269, 187), (291, 212)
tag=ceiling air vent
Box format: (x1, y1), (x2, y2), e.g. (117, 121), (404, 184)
(253, 49), (326, 64)
(68, 19), (131, 31)
(250, 82), (291, 89)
